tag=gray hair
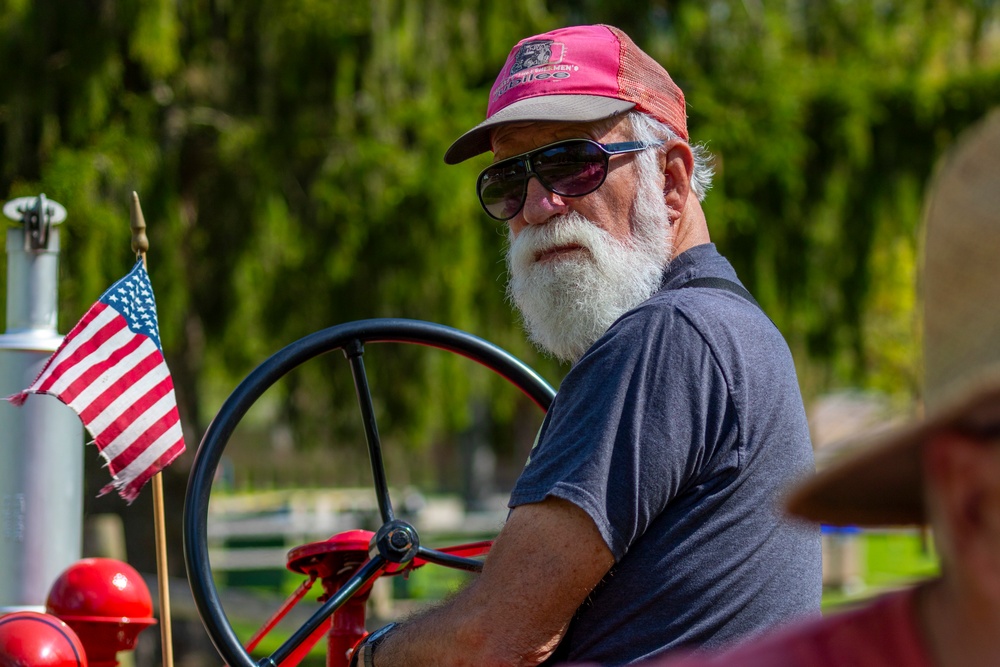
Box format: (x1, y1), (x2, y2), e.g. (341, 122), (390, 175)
(598, 111), (715, 201)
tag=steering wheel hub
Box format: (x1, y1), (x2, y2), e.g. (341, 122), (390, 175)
(373, 520), (420, 564)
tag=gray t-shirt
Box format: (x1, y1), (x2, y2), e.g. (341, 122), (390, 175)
(509, 244), (821, 666)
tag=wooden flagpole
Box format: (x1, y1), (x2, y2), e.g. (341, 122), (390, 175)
(130, 191), (175, 667)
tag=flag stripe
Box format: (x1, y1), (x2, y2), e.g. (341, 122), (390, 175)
(109, 436), (186, 503)
(76, 347), (167, 430)
(91, 374), (176, 450)
(54, 331), (147, 406)
(31, 306), (126, 394)
(99, 388), (180, 463)
(103, 420), (185, 496)
(31, 304), (118, 381)
(108, 413), (181, 477)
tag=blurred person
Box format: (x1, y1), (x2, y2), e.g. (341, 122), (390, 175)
(592, 110), (1000, 667)
(352, 24), (820, 667)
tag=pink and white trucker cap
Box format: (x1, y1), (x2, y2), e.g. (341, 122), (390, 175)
(444, 24), (688, 164)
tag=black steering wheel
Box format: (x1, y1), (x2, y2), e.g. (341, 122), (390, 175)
(183, 318), (555, 667)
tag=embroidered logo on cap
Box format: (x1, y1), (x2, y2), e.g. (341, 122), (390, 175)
(511, 39), (562, 73)
(493, 40), (571, 102)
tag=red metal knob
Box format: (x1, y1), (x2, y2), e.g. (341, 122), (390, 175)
(45, 559), (156, 667)
(0, 611), (88, 667)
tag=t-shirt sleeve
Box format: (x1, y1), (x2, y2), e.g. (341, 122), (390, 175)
(508, 299), (739, 561)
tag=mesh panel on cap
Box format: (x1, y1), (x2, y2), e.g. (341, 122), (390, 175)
(606, 25), (688, 140)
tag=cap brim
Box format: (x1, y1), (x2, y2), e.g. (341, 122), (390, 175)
(444, 95), (636, 164)
(785, 372), (1000, 527)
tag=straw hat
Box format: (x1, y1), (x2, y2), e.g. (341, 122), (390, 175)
(786, 109), (1000, 526)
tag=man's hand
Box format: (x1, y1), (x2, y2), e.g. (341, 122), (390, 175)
(373, 496), (615, 666)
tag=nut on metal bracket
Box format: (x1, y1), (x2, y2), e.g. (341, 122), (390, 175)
(3, 194), (67, 251)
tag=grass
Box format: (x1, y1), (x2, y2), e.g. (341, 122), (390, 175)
(822, 528), (939, 610)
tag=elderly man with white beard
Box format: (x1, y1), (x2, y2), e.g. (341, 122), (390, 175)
(350, 24), (821, 667)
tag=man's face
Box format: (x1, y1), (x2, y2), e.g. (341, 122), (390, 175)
(491, 119), (673, 363)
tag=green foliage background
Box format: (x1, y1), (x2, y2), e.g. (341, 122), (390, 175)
(2, 0), (1000, 572)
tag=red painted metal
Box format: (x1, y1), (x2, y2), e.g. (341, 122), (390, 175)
(245, 574), (320, 653)
(237, 531), (494, 667)
(244, 573), (333, 667)
(0, 611), (88, 667)
(45, 558), (157, 667)
(286, 530), (375, 579)
(286, 530), (375, 667)
(319, 561), (371, 667)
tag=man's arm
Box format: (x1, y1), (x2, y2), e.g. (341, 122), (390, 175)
(371, 496), (615, 667)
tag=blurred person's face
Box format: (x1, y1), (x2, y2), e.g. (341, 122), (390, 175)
(923, 424), (1000, 588)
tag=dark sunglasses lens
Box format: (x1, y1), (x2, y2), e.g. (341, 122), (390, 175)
(534, 142), (608, 196)
(480, 160), (528, 220)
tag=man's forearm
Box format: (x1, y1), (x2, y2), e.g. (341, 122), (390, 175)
(364, 498), (613, 666)
(371, 581), (543, 667)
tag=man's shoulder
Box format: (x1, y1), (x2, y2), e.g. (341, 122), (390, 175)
(657, 243), (741, 290)
(635, 244), (764, 327)
(615, 276), (769, 343)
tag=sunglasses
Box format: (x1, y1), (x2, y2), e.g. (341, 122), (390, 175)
(477, 138), (663, 221)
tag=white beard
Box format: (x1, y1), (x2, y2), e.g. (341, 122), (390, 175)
(505, 174), (673, 363)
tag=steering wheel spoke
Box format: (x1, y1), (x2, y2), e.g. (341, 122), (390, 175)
(413, 546), (485, 573)
(263, 555), (388, 667)
(343, 340), (395, 523)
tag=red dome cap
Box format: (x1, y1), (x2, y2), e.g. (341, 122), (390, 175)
(46, 558), (154, 622)
(0, 611), (87, 667)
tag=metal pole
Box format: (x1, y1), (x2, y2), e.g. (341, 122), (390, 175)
(131, 191), (175, 667)
(0, 195), (84, 612)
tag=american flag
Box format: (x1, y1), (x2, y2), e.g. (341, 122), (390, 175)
(7, 259), (185, 502)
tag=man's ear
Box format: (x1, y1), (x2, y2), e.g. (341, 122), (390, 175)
(661, 142), (695, 216)
(925, 431), (1000, 600)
